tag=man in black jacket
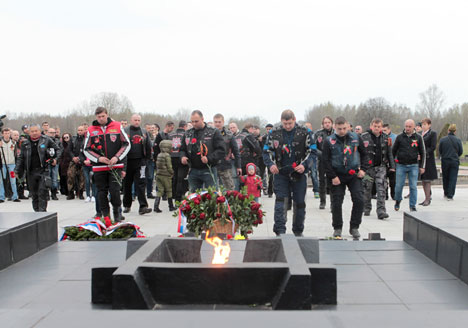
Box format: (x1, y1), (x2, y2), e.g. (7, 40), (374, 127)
(66, 125), (86, 200)
(16, 124), (60, 212)
(180, 110), (225, 192)
(439, 124), (464, 200)
(234, 123), (261, 175)
(213, 113), (241, 191)
(315, 116), (334, 209)
(360, 118), (395, 219)
(167, 120), (189, 201)
(322, 117), (369, 239)
(123, 114), (153, 215)
(392, 119), (426, 212)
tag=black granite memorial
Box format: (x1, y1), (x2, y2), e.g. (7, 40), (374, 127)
(0, 212), (58, 270)
(403, 211), (468, 285)
(92, 235), (337, 310)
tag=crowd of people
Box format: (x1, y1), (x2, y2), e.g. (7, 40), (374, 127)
(0, 107), (464, 237)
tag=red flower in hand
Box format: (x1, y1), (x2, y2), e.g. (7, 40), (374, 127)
(191, 138), (197, 144)
(10, 171), (15, 178)
(348, 169), (356, 175)
(395, 159), (399, 163)
(368, 160), (372, 165)
(216, 196), (226, 204)
(292, 162), (297, 168)
(97, 145), (103, 150)
(199, 213), (206, 220)
(103, 216), (112, 228)
(227, 234), (233, 240)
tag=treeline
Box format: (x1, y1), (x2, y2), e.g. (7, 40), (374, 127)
(2, 85), (468, 141)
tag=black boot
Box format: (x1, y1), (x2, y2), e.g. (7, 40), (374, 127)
(153, 196), (162, 213)
(168, 198), (176, 211)
(113, 207), (125, 222)
(67, 192), (75, 200)
(51, 189), (58, 200)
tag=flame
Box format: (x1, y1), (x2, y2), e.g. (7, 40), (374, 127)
(205, 230), (231, 264)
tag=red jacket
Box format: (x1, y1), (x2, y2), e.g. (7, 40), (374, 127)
(83, 118), (130, 166)
(239, 163), (263, 198)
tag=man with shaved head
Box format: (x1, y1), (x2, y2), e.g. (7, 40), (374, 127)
(122, 114), (153, 215)
(392, 119), (426, 212)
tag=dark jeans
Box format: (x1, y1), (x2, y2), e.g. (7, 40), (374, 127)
(172, 157), (189, 201)
(330, 175), (364, 230)
(318, 160), (330, 204)
(387, 169), (396, 200)
(28, 169), (48, 212)
(123, 158), (148, 209)
(94, 170), (122, 216)
(146, 160), (155, 196)
(441, 159), (459, 198)
(309, 156), (319, 193)
(273, 173), (307, 235)
(188, 167), (218, 192)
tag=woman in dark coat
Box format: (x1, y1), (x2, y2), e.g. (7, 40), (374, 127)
(420, 118), (438, 206)
(58, 133), (73, 195)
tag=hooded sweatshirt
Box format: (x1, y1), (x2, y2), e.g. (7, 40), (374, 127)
(239, 162), (263, 198)
(156, 140), (174, 177)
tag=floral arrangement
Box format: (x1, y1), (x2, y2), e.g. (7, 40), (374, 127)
(174, 186), (264, 238)
(61, 217), (145, 241)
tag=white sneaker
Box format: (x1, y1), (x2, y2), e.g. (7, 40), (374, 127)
(91, 197), (95, 202)
(85, 196), (91, 203)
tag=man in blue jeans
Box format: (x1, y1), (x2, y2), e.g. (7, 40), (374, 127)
(392, 119), (426, 212)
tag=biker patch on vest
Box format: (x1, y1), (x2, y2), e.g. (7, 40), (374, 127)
(343, 145), (352, 155)
(330, 139), (336, 145)
(185, 137), (190, 145)
(363, 140), (369, 148)
(411, 140), (418, 147)
(93, 130), (99, 135)
(172, 137), (181, 149)
(110, 135), (117, 142)
(235, 138), (242, 149)
(317, 136), (322, 143)
(273, 140), (279, 148)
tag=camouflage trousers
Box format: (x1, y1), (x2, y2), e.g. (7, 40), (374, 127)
(363, 166), (388, 215)
(218, 168), (234, 191)
(67, 161), (84, 194)
(156, 175), (172, 198)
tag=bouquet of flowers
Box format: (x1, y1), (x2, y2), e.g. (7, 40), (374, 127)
(174, 186), (264, 238)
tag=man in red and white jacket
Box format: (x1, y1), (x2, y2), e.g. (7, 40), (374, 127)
(83, 107), (130, 222)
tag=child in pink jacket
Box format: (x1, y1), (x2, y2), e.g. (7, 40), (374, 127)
(239, 163), (263, 202)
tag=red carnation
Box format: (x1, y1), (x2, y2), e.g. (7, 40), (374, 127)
(193, 198), (200, 205)
(395, 159), (399, 163)
(190, 214), (196, 220)
(226, 191), (232, 197)
(258, 219), (263, 224)
(205, 194), (212, 200)
(227, 211), (233, 217)
(247, 230), (252, 234)
(253, 220), (259, 225)
(184, 204), (191, 212)
(191, 138), (197, 144)
(227, 234), (233, 240)
(10, 171), (15, 178)
(348, 169), (356, 175)
(251, 203), (261, 211)
(216, 213), (222, 218)
(103, 216), (112, 228)
(91, 144), (95, 149)
(199, 213), (206, 219)
(292, 162), (297, 168)
(368, 160), (372, 165)
(217, 196), (226, 203)
(97, 145), (102, 150)
(257, 210), (263, 219)
(238, 194), (245, 201)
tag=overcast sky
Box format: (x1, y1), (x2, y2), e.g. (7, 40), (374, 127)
(1, 0), (467, 121)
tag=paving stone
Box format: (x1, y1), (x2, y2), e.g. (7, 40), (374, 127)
(370, 263), (456, 281)
(358, 250), (432, 265)
(338, 281), (402, 304)
(386, 280), (468, 304)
